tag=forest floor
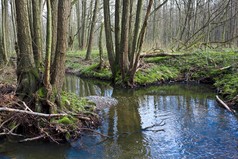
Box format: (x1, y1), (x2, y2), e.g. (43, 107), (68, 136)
(66, 49), (238, 111)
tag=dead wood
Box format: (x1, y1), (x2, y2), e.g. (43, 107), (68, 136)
(19, 134), (46, 142)
(140, 52), (188, 58)
(216, 95), (234, 113)
(0, 107), (68, 117)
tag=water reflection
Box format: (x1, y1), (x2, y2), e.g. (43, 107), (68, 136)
(63, 75), (113, 97)
(2, 77), (238, 159)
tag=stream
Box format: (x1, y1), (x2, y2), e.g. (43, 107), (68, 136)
(1, 75), (238, 159)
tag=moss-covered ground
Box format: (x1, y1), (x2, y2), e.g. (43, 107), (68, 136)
(66, 49), (238, 107)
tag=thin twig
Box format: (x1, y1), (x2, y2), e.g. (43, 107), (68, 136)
(0, 115), (15, 128)
(22, 102), (33, 112)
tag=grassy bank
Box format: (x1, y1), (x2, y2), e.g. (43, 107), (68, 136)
(66, 49), (238, 107)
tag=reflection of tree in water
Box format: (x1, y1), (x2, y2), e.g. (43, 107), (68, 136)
(63, 75), (113, 97)
(103, 89), (149, 159)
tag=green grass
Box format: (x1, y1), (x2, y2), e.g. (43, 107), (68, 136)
(66, 49), (238, 102)
(134, 65), (179, 85)
(214, 73), (238, 100)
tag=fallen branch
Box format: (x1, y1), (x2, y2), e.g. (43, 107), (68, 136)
(216, 95), (233, 112)
(22, 102), (33, 112)
(140, 52), (187, 58)
(0, 131), (23, 137)
(0, 107), (68, 117)
(19, 134), (46, 143)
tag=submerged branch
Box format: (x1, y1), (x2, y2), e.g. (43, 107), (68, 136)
(216, 95), (234, 112)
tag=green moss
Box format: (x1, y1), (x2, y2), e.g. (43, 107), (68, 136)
(214, 74), (238, 99)
(57, 116), (74, 125)
(80, 63), (112, 79)
(36, 87), (46, 98)
(61, 91), (96, 113)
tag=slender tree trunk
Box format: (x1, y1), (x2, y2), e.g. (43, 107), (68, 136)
(98, 23), (104, 69)
(1, 0), (9, 65)
(129, 0), (143, 70)
(32, 0), (43, 68)
(10, 0), (17, 44)
(120, 0), (130, 81)
(85, 0), (99, 60)
(129, 0), (153, 86)
(50, 0), (58, 64)
(103, 0), (116, 80)
(115, 0), (121, 65)
(86, 0), (93, 48)
(80, 0), (86, 50)
(76, 0), (81, 50)
(44, 0), (52, 98)
(51, 0), (71, 95)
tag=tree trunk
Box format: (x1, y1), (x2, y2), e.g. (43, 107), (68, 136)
(44, 0), (52, 97)
(50, 0), (58, 65)
(32, 0), (43, 68)
(98, 23), (104, 69)
(129, 0), (153, 86)
(10, 0), (17, 44)
(1, 0), (9, 65)
(120, 0), (130, 81)
(76, 0), (81, 50)
(115, 0), (121, 65)
(51, 0), (71, 95)
(103, 0), (116, 80)
(15, 0), (38, 101)
(129, 0), (143, 70)
(85, 0), (99, 60)
(80, 0), (86, 50)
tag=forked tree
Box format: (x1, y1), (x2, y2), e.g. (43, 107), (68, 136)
(103, 0), (153, 87)
(15, 0), (71, 113)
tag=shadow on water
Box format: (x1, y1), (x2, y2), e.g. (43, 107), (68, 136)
(2, 75), (238, 159)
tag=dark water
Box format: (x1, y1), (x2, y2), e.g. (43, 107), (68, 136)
(1, 75), (238, 159)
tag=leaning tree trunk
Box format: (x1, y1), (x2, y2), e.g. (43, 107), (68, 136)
(129, 0), (153, 86)
(51, 0), (71, 99)
(15, 0), (39, 101)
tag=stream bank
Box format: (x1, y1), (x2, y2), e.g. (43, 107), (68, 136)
(66, 49), (238, 110)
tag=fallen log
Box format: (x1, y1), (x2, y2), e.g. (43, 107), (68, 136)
(140, 52), (187, 58)
(0, 107), (68, 117)
(215, 95), (233, 112)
